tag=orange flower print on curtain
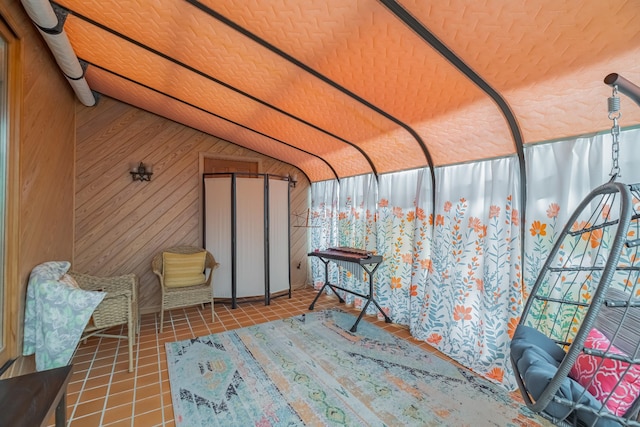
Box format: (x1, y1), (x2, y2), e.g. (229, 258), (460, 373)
(413, 158), (522, 390)
(335, 175), (378, 309)
(530, 220), (547, 237)
(376, 169), (432, 327)
(415, 193), (521, 389)
(523, 202), (565, 337)
(453, 305), (472, 321)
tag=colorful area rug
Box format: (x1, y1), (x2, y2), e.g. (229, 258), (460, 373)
(166, 309), (547, 426)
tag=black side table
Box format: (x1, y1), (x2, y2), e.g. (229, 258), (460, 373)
(0, 364), (73, 427)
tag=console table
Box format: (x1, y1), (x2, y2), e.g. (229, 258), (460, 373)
(308, 247), (391, 332)
(0, 364), (72, 427)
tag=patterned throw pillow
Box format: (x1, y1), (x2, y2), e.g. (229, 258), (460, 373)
(162, 251), (207, 288)
(569, 327), (640, 416)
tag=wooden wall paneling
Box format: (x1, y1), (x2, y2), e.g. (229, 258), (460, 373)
(18, 28), (76, 275)
(0, 1), (78, 361)
(75, 94), (132, 130)
(75, 112), (180, 208)
(76, 108), (162, 174)
(75, 96), (312, 313)
(74, 127), (193, 239)
(76, 97), (146, 155)
(75, 129), (198, 256)
(75, 139), (201, 268)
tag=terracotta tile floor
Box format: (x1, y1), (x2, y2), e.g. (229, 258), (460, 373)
(55, 285), (502, 426)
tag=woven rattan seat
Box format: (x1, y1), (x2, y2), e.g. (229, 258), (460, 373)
(151, 246), (219, 332)
(69, 271), (138, 373)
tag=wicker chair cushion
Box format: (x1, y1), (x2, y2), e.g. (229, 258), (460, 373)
(162, 251), (207, 288)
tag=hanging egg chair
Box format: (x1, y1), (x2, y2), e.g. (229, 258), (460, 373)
(512, 75), (640, 427)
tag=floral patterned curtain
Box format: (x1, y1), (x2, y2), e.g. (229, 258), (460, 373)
(411, 157), (522, 388)
(376, 168), (432, 326)
(307, 127), (640, 390)
(309, 179), (339, 289)
(333, 174), (377, 307)
(523, 128), (640, 340)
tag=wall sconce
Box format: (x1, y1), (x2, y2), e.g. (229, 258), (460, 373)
(288, 173), (298, 188)
(130, 162), (153, 182)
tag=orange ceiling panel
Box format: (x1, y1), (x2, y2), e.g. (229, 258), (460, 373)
(34, 0), (640, 181)
(208, 0), (514, 165)
(64, 15), (370, 179)
(57, 0), (431, 174)
(401, 0), (640, 143)
(85, 67), (337, 182)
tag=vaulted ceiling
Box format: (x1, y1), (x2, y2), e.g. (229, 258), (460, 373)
(27, 1), (640, 182)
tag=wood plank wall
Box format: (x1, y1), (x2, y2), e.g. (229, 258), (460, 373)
(74, 96), (311, 314)
(1, 1), (78, 361)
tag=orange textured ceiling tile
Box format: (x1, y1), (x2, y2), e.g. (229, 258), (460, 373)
(85, 67), (337, 182)
(401, 0), (640, 143)
(210, 1), (492, 120)
(507, 65), (640, 145)
(57, 0), (428, 174)
(65, 16), (371, 178)
(412, 98), (515, 166)
(207, 0), (514, 164)
(51, 0), (640, 176)
(401, 0), (640, 92)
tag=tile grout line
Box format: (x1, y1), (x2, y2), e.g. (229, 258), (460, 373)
(98, 325), (124, 426)
(130, 320), (143, 427)
(156, 311), (168, 427)
(68, 335), (103, 424)
(128, 312), (150, 427)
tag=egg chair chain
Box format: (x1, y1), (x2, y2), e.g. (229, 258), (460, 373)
(609, 84), (621, 179)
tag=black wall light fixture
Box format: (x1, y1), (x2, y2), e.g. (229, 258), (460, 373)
(288, 173), (298, 188)
(130, 162), (153, 181)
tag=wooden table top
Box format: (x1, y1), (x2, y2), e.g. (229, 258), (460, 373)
(0, 364), (72, 427)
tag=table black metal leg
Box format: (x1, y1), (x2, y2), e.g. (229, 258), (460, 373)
(309, 282), (346, 310)
(350, 298), (372, 332)
(331, 285), (345, 303)
(308, 283), (328, 310)
(371, 298), (392, 323)
(55, 393), (66, 427)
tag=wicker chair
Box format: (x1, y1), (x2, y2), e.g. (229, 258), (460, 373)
(69, 271), (138, 373)
(151, 246), (219, 332)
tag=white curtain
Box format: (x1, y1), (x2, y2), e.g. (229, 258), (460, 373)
(523, 128), (640, 336)
(412, 157), (523, 388)
(334, 174), (378, 307)
(376, 168), (433, 325)
(309, 179), (339, 289)
(306, 126), (640, 390)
